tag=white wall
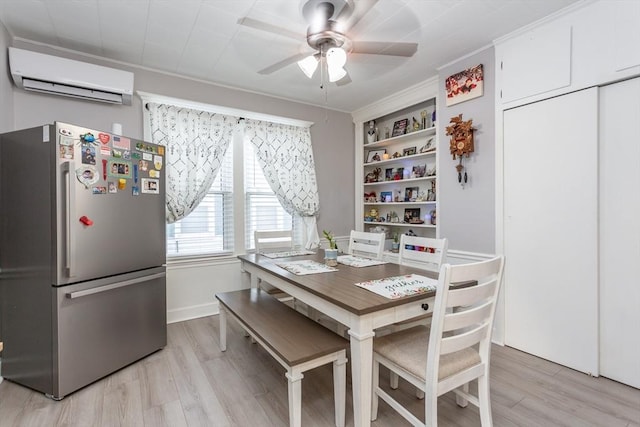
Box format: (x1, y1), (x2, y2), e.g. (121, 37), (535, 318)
(7, 40), (356, 322)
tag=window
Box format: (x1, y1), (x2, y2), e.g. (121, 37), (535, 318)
(244, 137), (292, 250)
(166, 143), (234, 258)
(165, 133), (292, 258)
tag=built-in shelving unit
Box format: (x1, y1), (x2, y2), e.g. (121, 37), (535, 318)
(352, 78), (439, 259)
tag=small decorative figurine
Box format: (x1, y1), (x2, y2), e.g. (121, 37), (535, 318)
(367, 120), (377, 144)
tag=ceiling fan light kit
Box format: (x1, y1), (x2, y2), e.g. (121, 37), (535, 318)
(239, 0), (418, 85)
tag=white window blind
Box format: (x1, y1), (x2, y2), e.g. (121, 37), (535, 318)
(244, 137), (293, 250)
(166, 143), (234, 257)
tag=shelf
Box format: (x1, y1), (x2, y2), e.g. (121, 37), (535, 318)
(364, 176), (436, 186)
(364, 127), (435, 149)
(364, 221), (436, 229)
(363, 149), (436, 167)
(364, 201), (437, 205)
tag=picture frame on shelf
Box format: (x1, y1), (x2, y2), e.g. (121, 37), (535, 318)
(380, 191), (392, 202)
(404, 186), (419, 201)
(391, 118), (409, 137)
(366, 149), (386, 163)
(403, 146), (417, 156)
(390, 167), (404, 181)
(403, 208), (421, 223)
(385, 168), (394, 181)
(419, 136), (436, 153)
(412, 164), (426, 178)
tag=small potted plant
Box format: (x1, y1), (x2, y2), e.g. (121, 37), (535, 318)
(391, 232), (400, 253)
(323, 230), (339, 267)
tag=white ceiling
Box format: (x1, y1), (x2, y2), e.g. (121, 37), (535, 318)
(0, 0), (582, 112)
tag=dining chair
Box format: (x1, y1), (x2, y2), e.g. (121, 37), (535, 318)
(254, 230), (295, 304)
(398, 235), (448, 273)
(346, 230), (385, 259)
(371, 255), (505, 427)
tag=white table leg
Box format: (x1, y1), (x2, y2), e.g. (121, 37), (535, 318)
(348, 328), (375, 427)
(219, 307), (227, 351)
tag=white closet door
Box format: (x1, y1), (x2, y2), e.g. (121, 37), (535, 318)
(599, 77), (640, 388)
(503, 88), (599, 375)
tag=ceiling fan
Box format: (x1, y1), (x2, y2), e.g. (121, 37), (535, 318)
(237, 0), (418, 85)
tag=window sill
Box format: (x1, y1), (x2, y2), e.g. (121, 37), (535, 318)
(166, 252), (239, 269)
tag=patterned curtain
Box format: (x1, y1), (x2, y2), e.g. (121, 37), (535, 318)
(244, 119), (320, 249)
(147, 102), (238, 223)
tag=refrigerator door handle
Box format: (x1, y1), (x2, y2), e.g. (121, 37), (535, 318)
(62, 161), (76, 278)
(65, 272), (166, 299)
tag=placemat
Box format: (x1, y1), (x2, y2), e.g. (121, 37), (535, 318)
(262, 249), (315, 259)
(337, 255), (388, 267)
(275, 260), (338, 275)
(354, 274), (438, 299)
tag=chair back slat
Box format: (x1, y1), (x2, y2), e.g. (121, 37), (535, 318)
(446, 281), (497, 308)
(440, 323), (490, 355)
(442, 301), (493, 332)
(347, 231), (385, 259)
(255, 230), (293, 252)
(398, 235), (448, 272)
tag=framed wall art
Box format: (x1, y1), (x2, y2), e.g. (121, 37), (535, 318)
(445, 64), (484, 106)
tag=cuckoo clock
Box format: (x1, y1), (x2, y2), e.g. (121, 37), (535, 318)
(446, 114), (475, 186)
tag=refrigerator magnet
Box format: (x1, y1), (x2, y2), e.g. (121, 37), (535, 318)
(118, 178), (126, 190)
(92, 186), (107, 195)
(59, 127), (73, 137)
(153, 155), (163, 170)
(139, 160), (149, 172)
(100, 145), (111, 156)
(132, 186), (139, 196)
(59, 144), (74, 160)
(108, 182), (117, 193)
(149, 170), (160, 178)
(112, 136), (131, 150)
(108, 160), (132, 178)
(142, 152), (152, 161)
(131, 152), (141, 160)
(123, 150), (131, 160)
(80, 133), (96, 144)
(112, 149), (123, 158)
(158, 146), (165, 156)
(81, 143), (96, 165)
(98, 133), (110, 144)
(76, 166), (99, 188)
(141, 178), (159, 194)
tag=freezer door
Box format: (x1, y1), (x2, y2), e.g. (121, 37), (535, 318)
(53, 267), (166, 398)
(55, 123), (166, 285)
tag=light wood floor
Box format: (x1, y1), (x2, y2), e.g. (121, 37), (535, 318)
(1, 315), (638, 426)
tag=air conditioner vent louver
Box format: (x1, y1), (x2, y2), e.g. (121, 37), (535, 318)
(9, 47), (133, 105)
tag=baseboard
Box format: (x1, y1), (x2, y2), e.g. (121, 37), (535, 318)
(167, 301), (219, 324)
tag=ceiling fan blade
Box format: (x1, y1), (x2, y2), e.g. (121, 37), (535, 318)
(237, 17), (303, 41)
(351, 41), (418, 57)
(337, 0), (379, 30)
(335, 70), (352, 86)
(258, 52), (310, 75)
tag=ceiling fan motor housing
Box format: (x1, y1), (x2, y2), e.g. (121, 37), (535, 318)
(303, 0), (352, 52)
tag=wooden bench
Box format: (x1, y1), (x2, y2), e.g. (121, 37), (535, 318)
(215, 289), (349, 427)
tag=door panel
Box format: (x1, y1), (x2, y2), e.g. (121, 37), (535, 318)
(503, 88), (598, 374)
(54, 268), (166, 398)
(599, 77), (640, 388)
(55, 123), (165, 285)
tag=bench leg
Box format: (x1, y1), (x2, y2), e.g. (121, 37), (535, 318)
(285, 370), (304, 427)
(219, 307), (227, 351)
(333, 351), (348, 427)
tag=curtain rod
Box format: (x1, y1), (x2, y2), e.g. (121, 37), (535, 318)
(140, 92), (313, 128)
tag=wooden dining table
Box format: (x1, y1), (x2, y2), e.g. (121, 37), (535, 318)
(238, 252), (442, 427)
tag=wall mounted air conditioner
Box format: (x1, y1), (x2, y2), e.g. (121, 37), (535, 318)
(8, 47), (134, 105)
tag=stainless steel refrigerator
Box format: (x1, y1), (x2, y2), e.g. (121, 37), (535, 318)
(0, 122), (167, 399)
